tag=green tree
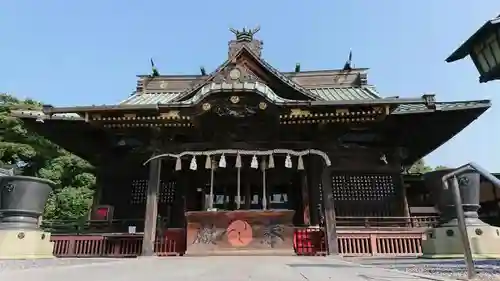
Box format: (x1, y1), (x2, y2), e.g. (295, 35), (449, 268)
(406, 158), (451, 174)
(434, 165), (450, 171)
(0, 93), (96, 221)
(407, 159), (433, 174)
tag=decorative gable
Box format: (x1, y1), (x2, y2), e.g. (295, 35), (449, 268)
(175, 28), (316, 103)
(212, 62), (263, 84)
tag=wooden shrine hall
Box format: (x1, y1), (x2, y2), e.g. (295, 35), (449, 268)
(12, 27), (491, 256)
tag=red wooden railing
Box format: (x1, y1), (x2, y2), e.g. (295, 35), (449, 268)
(293, 227), (425, 256)
(47, 216), (437, 258)
(51, 227), (426, 257)
(51, 228), (186, 257)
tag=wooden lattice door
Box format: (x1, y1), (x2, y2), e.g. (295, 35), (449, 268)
(329, 173), (402, 218)
(130, 179), (179, 228)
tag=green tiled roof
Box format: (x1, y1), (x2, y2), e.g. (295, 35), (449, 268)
(120, 91), (181, 105)
(10, 100), (490, 121)
(121, 85), (380, 105)
(393, 100), (490, 114)
(309, 86), (380, 101)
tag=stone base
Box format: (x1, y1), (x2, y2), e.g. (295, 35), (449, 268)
(0, 229), (55, 259)
(421, 225), (500, 259)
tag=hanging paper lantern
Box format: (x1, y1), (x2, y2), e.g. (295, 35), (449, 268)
(219, 153), (227, 168)
(268, 154), (275, 169)
(205, 155), (212, 169)
(285, 154), (292, 168)
(190, 156), (197, 171)
(175, 157), (182, 171)
(251, 155), (258, 169)
(235, 153), (242, 168)
(297, 155), (304, 170)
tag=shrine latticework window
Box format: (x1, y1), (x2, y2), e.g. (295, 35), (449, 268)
(130, 179), (177, 205)
(330, 174), (400, 217)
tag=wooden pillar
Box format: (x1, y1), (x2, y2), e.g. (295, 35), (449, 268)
(300, 171), (310, 225)
(141, 158), (162, 256)
(402, 183), (410, 217)
(321, 166), (338, 255)
(307, 158), (320, 225)
(244, 181), (251, 209)
(401, 177), (411, 227)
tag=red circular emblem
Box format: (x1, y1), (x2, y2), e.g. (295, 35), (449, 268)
(227, 220), (253, 247)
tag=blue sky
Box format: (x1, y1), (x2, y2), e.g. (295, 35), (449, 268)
(1, 1), (499, 171)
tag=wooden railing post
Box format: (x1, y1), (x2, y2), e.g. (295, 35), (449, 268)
(369, 233), (377, 256)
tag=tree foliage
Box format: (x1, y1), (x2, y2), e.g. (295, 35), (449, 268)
(407, 158), (450, 174)
(0, 93), (95, 221)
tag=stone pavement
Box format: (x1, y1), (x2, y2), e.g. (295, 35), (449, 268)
(0, 256), (452, 281)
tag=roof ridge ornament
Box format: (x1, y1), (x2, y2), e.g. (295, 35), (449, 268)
(342, 50), (353, 71)
(230, 26), (261, 42)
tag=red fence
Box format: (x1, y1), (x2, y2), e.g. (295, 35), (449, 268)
(51, 227), (425, 257)
(292, 227), (424, 256)
(52, 228), (185, 257)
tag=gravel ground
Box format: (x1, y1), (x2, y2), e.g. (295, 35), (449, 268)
(0, 258), (124, 272)
(345, 257), (500, 281)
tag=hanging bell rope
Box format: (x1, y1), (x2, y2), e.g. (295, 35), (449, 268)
(143, 148), (331, 168)
(297, 155), (305, 170)
(268, 154), (275, 169)
(205, 155), (212, 169)
(235, 153), (242, 168)
(175, 157), (182, 171)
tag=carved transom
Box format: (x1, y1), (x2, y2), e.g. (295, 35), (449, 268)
(212, 64), (262, 84)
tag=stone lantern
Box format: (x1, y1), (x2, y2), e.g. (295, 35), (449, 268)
(421, 169), (500, 258)
(446, 14), (500, 83)
(0, 175), (56, 259)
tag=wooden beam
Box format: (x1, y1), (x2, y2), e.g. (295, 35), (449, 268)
(321, 166), (339, 255)
(141, 158), (162, 256)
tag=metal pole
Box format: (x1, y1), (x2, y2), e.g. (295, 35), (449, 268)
(448, 176), (476, 279)
(236, 167), (241, 209)
(209, 163), (215, 210)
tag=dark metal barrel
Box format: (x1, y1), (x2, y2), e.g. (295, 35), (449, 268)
(424, 169), (482, 226)
(0, 176), (54, 230)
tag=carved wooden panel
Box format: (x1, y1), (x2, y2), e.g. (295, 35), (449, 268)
(330, 174), (399, 217)
(130, 179), (177, 205)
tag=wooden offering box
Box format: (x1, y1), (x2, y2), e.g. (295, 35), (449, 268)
(185, 209), (295, 256)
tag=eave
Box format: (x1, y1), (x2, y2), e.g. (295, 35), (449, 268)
(11, 111), (113, 165)
(384, 99), (491, 165)
(40, 93), (438, 115)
